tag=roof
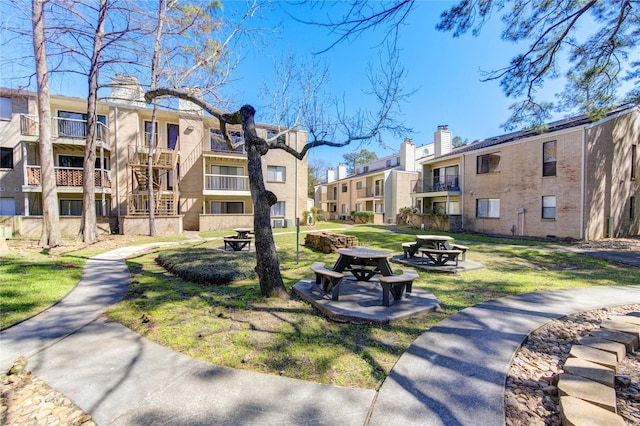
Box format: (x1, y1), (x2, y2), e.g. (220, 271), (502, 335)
(439, 103), (639, 160)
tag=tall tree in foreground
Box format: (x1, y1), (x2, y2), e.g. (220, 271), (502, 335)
(78, 0), (109, 243)
(32, 0), (62, 248)
(146, 47), (410, 298)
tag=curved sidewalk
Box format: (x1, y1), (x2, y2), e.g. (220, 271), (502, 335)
(1, 241), (639, 425)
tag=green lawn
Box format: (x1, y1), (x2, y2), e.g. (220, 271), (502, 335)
(106, 225), (639, 389)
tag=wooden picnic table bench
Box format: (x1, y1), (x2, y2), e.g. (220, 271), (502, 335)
(223, 235), (252, 251)
(378, 269), (419, 306)
(310, 262), (345, 300)
(419, 247), (463, 266)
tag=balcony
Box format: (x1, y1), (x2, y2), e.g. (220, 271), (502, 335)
(204, 174), (250, 192)
(127, 193), (176, 216)
(356, 187), (384, 198)
(26, 166), (111, 189)
(20, 115), (109, 147)
(411, 175), (460, 194)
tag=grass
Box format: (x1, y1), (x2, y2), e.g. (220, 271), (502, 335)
(106, 224), (639, 390)
(0, 242), (102, 329)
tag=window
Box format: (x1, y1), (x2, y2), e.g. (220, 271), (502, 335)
(0, 197), (16, 215)
(386, 159), (392, 167)
(167, 124), (179, 150)
(0, 96), (11, 120)
(631, 196), (636, 220)
(374, 203), (384, 213)
(356, 181), (363, 190)
(270, 201), (285, 217)
(341, 204), (348, 213)
(211, 165), (242, 175)
(210, 129), (244, 152)
(59, 111), (106, 138)
(542, 196), (556, 219)
(210, 201), (244, 214)
(363, 166), (369, 173)
(543, 141), (556, 177)
(433, 202), (446, 215)
(477, 153), (501, 174)
(0, 147), (13, 169)
(267, 166), (286, 182)
(58, 155), (83, 168)
(396, 157), (401, 166)
(60, 199), (82, 216)
(374, 179), (383, 196)
(144, 120), (158, 145)
(342, 184), (347, 193)
(266, 129), (286, 145)
(476, 198), (500, 218)
(632, 145), (637, 180)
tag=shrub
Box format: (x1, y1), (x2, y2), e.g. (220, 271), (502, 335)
(353, 211), (374, 224)
(156, 247), (256, 285)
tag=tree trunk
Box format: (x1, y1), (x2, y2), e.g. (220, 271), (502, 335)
(79, 0), (108, 243)
(241, 105), (288, 298)
(33, 0), (62, 249)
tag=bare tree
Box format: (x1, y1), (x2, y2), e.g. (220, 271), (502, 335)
(32, 0), (62, 248)
(146, 46), (410, 297)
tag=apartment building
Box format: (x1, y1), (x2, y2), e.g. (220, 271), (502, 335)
(0, 83), (308, 236)
(321, 137), (435, 224)
(411, 104), (640, 240)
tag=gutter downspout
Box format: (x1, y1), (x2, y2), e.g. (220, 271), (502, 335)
(295, 131), (299, 224)
(114, 106), (121, 230)
(580, 126), (586, 240)
(460, 154), (465, 231)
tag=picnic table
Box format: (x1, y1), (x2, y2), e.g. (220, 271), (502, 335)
(333, 248), (393, 281)
(223, 228), (253, 251)
(233, 228), (253, 239)
(403, 235), (454, 258)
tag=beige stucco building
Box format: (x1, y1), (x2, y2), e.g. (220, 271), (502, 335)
(412, 105), (640, 240)
(321, 137), (435, 224)
(0, 85), (308, 237)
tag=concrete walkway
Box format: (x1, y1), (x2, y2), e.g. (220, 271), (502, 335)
(1, 239), (639, 425)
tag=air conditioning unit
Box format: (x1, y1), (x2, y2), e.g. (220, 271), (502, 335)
(273, 219), (283, 228)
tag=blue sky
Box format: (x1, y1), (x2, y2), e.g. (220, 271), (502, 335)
(221, 1), (569, 166)
(2, 1), (628, 168)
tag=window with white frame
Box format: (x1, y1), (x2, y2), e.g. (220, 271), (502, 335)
(433, 202), (446, 215)
(356, 181), (363, 190)
(476, 198), (500, 218)
(270, 201), (285, 217)
(543, 141), (557, 177)
(0, 97), (12, 120)
(267, 165), (286, 182)
(542, 196), (556, 219)
(477, 153), (501, 174)
(341, 204), (348, 213)
(375, 203), (383, 213)
(210, 201), (244, 214)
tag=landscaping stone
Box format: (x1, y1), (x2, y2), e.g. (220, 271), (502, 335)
(563, 358), (615, 387)
(569, 345), (618, 372)
(559, 396), (625, 426)
(613, 314), (640, 326)
(601, 318), (640, 340)
(577, 336), (626, 362)
(557, 373), (617, 413)
(589, 328), (638, 352)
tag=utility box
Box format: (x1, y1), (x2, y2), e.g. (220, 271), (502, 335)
(273, 219), (283, 228)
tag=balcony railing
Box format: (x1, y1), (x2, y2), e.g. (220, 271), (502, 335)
(20, 114), (109, 145)
(205, 174), (249, 191)
(356, 187), (384, 198)
(127, 193), (176, 216)
(26, 165), (111, 188)
(411, 175), (460, 193)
